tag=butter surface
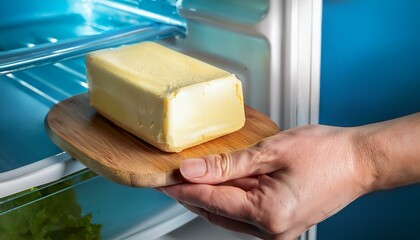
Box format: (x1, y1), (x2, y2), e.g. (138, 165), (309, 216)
(86, 42), (245, 152)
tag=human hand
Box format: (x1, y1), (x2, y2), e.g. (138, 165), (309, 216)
(161, 125), (375, 240)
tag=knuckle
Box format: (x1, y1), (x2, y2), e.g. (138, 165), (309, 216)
(208, 153), (232, 179)
(260, 208), (292, 234)
(261, 217), (283, 234)
(255, 138), (270, 149)
(219, 153), (231, 178)
(253, 137), (286, 166)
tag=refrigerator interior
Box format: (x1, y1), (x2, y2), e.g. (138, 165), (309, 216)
(0, 0), (195, 239)
(1, 0), (322, 239)
(0, 0), (183, 175)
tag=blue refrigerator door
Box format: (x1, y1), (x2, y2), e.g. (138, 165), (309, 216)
(318, 0), (420, 239)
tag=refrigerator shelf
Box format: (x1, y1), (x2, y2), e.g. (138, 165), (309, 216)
(0, 0), (184, 74)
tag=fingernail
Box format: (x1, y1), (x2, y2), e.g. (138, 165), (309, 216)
(180, 158), (207, 179)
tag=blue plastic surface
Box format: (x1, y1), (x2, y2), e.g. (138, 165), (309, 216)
(0, 0), (150, 52)
(0, 0), (183, 74)
(76, 176), (176, 239)
(319, 0), (420, 239)
(0, 59), (87, 173)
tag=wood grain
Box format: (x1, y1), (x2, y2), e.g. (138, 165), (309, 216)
(46, 93), (279, 187)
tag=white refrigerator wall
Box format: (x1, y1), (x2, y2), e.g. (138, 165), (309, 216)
(165, 0), (322, 129)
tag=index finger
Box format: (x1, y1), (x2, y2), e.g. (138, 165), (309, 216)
(161, 183), (256, 224)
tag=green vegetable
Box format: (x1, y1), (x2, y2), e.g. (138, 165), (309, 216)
(0, 182), (101, 239)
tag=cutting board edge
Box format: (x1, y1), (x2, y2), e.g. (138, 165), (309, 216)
(45, 114), (184, 187)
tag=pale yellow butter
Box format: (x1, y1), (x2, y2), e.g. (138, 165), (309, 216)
(86, 42), (245, 152)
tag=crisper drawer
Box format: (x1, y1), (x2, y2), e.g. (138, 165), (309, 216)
(0, 169), (194, 239)
(0, 0), (194, 239)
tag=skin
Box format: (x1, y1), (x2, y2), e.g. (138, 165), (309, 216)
(161, 113), (420, 240)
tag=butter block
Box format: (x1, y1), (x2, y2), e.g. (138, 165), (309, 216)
(86, 42), (245, 152)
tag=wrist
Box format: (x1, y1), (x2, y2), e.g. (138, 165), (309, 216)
(349, 126), (386, 193)
(351, 114), (420, 193)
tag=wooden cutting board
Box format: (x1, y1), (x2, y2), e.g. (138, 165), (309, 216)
(46, 93), (279, 187)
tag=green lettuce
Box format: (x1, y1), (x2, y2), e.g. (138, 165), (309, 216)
(0, 182), (101, 239)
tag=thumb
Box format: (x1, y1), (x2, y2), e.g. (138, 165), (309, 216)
(180, 144), (282, 184)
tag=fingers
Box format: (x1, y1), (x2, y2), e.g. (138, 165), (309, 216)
(161, 183), (255, 224)
(220, 177), (259, 191)
(179, 201), (268, 239)
(180, 140), (285, 184)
